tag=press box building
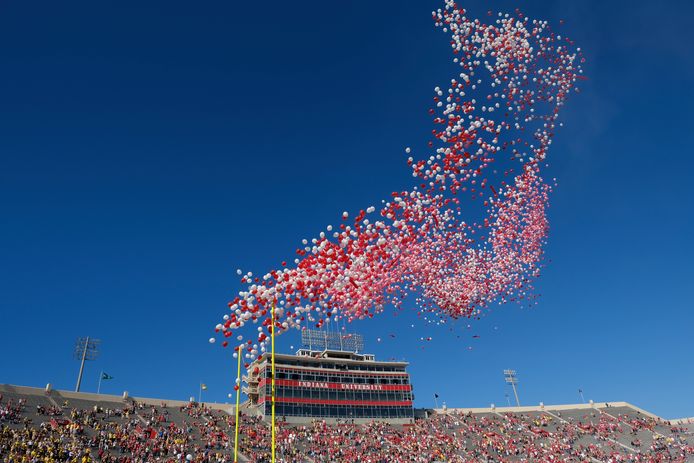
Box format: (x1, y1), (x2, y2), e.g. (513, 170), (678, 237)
(243, 331), (414, 424)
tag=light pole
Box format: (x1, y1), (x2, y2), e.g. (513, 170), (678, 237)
(504, 369), (520, 407)
(505, 393), (511, 407)
(74, 337), (100, 392)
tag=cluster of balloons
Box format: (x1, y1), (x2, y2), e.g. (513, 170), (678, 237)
(211, 1), (584, 367)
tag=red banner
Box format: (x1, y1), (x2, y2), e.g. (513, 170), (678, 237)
(257, 365), (409, 378)
(258, 378), (411, 392)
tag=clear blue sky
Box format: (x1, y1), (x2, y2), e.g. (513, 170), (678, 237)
(1, 1), (692, 418)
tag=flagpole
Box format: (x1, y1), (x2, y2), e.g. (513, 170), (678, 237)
(233, 344), (242, 463)
(199, 382), (202, 403)
(271, 302), (276, 463)
(97, 370), (103, 394)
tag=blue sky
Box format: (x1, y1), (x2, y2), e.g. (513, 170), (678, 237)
(1, 1), (692, 418)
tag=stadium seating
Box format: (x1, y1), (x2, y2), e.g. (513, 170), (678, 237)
(1, 384), (692, 462)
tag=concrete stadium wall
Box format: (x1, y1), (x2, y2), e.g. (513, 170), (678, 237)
(0, 384), (239, 413)
(434, 401), (661, 420)
(3, 384), (678, 423)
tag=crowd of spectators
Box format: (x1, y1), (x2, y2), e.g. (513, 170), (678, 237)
(235, 411), (694, 463)
(0, 394), (28, 424)
(1, 392), (692, 463)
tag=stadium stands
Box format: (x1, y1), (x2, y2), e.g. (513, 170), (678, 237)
(1, 384), (692, 462)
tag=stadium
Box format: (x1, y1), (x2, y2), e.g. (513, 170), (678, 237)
(2, 331), (693, 462)
(2, 1), (694, 463)
(3, 347), (694, 462)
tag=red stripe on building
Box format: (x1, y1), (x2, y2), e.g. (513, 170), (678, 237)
(257, 396), (413, 407)
(257, 378), (412, 391)
(256, 365), (409, 377)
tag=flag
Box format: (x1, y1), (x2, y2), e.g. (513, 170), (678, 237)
(201, 383), (208, 390)
(101, 372), (114, 380)
(434, 393), (439, 399)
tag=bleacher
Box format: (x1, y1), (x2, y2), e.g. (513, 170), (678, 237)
(1, 384), (692, 463)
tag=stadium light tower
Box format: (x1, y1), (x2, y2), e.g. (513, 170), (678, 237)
(504, 369), (520, 406)
(74, 337), (100, 392)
